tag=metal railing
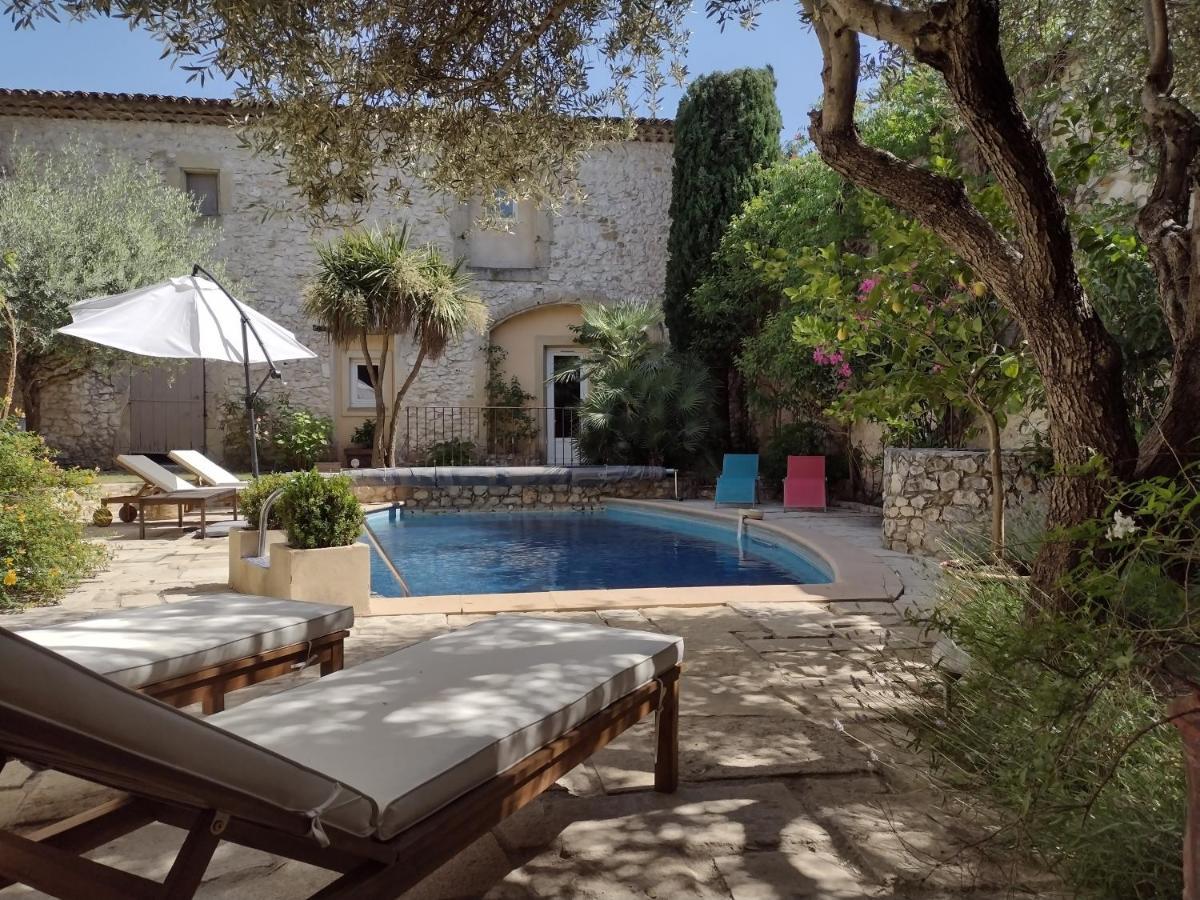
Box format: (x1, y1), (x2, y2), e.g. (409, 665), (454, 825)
(397, 405), (584, 467)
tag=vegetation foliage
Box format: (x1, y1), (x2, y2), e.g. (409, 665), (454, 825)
(0, 141), (222, 433)
(218, 393), (332, 472)
(566, 302), (715, 468)
(239, 471), (294, 530)
(9, 0), (694, 222)
(277, 469), (363, 549)
(0, 423), (106, 609)
(898, 458), (1200, 897)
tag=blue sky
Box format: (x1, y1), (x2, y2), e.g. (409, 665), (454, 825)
(0, 4), (824, 140)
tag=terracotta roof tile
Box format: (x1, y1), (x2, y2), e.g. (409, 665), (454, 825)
(0, 88), (673, 141)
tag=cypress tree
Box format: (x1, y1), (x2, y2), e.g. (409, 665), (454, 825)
(663, 67), (781, 444)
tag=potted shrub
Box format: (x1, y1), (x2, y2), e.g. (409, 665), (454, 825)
(229, 470), (370, 614)
(228, 472), (294, 575)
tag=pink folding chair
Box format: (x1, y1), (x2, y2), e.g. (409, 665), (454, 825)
(783, 455), (826, 510)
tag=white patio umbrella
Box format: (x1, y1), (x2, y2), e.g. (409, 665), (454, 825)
(58, 265), (317, 476)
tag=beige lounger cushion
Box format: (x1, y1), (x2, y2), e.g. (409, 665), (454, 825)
(0, 627), (377, 836)
(168, 450), (246, 487)
(116, 453), (194, 492)
(210, 616), (684, 840)
(16, 594), (354, 689)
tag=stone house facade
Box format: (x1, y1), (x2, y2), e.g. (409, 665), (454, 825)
(0, 89), (674, 468)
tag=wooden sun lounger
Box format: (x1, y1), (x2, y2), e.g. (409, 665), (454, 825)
(17, 594), (353, 714)
(100, 455), (238, 531)
(0, 617), (683, 900)
(136, 486), (238, 538)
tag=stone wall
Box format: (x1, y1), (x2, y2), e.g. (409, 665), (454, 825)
(882, 448), (1045, 557)
(0, 111), (673, 467)
(353, 478), (678, 509)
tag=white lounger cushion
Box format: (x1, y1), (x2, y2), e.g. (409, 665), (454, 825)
(16, 594), (354, 689)
(210, 616), (684, 839)
(0, 626), (378, 837)
(169, 450), (246, 487)
(116, 453), (195, 492)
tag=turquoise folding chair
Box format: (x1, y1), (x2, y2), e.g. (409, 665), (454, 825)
(715, 453), (759, 506)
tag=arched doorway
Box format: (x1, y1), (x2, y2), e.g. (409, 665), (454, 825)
(489, 303), (587, 464)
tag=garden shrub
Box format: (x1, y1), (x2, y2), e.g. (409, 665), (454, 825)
(0, 424), (106, 609)
(424, 438), (476, 466)
(240, 472), (296, 530)
(277, 470), (363, 549)
(267, 399), (334, 470)
(893, 463), (1200, 898)
(219, 393), (333, 471)
(350, 418), (375, 448)
(759, 421), (848, 487)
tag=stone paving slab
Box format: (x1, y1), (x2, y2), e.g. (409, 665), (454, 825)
(0, 509), (1063, 899)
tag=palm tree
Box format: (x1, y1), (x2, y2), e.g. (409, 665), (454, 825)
(305, 227), (485, 466)
(566, 302), (716, 467)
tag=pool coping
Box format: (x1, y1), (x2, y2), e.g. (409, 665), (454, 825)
(362, 498), (901, 616)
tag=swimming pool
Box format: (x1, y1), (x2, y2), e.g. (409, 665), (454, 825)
(364, 506), (831, 597)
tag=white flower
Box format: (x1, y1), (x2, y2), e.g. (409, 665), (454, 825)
(1106, 510), (1139, 541)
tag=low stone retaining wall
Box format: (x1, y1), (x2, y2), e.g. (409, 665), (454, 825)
(345, 466), (684, 509)
(882, 448), (1044, 556)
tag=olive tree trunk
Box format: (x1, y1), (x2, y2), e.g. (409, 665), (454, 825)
(0, 299), (16, 421)
(801, 0), (1140, 595)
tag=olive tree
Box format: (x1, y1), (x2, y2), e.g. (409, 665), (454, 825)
(0, 142), (221, 433)
(709, 0), (1200, 591)
(8, 0), (692, 223)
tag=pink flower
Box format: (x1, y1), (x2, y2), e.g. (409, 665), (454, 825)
(932, 364), (943, 374)
(828, 350), (844, 365)
(838, 362), (852, 378)
(857, 277), (879, 298)
(812, 348), (828, 365)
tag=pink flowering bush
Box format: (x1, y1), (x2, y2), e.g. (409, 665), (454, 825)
(771, 193), (1041, 555)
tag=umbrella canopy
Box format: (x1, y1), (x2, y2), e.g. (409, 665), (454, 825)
(59, 275), (315, 364)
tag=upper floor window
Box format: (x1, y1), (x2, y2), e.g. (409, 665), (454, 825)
(494, 189), (518, 223)
(184, 170), (220, 217)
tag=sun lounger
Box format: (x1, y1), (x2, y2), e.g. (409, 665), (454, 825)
(104, 454), (238, 538)
(168, 449), (248, 489)
(15, 593), (353, 714)
(0, 616), (683, 899)
(715, 453), (759, 506)
(783, 455), (827, 510)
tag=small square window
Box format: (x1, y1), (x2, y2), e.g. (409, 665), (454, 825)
(185, 171), (220, 217)
(349, 360), (380, 408)
(494, 189), (517, 221)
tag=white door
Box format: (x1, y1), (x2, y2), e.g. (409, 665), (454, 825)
(546, 349), (587, 465)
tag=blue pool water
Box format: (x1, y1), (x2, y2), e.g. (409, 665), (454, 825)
(364, 507), (830, 597)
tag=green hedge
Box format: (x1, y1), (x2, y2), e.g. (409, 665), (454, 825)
(277, 469), (363, 549)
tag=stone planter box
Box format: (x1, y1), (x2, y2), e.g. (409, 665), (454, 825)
(228, 527), (371, 616)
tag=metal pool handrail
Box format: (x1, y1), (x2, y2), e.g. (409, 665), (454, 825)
(256, 487), (286, 559)
(362, 517), (413, 597)
(257, 487), (413, 598)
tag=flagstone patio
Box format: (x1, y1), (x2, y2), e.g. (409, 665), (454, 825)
(0, 506), (1058, 898)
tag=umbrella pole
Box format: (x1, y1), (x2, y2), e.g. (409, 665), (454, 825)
(193, 264), (280, 481)
(243, 319), (260, 479)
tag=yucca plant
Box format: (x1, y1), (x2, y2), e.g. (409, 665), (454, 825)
(305, 227), (486, 465)
(565, 302), (716, 467)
